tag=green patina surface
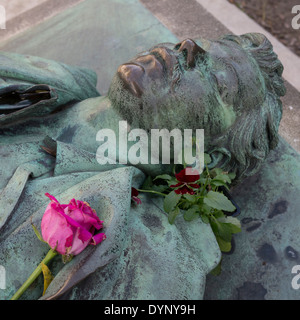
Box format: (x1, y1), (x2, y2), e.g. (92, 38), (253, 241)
(205, 138), (300, 300)
(0, 0), (219, 300)
(0, 95), (221, 300)
(0, 0), (299, 300)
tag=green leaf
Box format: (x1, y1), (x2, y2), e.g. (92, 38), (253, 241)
(214, 174), (231, 184)
(213, 210), (225, 219)
(31, 223), (47, 243)
(216, 236), (232, 253)
(210, 259), (222, 276)
(228, 223), (241, 234)
(154, 174), (173, 181)
(151, 184), (169, 193)
(204, 191), (236, 212)
(200, 214), (210, 224)
(218, 223), (233, 242)
(228, 172), (236, 180)
(141, 175), (170, 194)
(163, 191), (182, 213)
(198, 177), (208, 185)
(204, 153), (212, 164)
(41, 263), (54, 296)
(183, 206), (199, 221)
(180, 201), (191, 210)
(167, 179), (180, 187)
(218, 216), (242, 234)
(183, 193), (197, 203)
(210, 179), (227, 187)
(210, 219), (232, 242)
(168, 207), (180, 224)
(210, 168), (223, 176)
(199, 203), (212, 215)
(220, 184), (230, 191)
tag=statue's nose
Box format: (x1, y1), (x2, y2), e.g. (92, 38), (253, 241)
(175, 39), (206, 68)
(117, 63), (144, 97)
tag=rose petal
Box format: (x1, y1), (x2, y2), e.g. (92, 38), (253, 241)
(132, 196), (142, 205)
(42, 194), (105, 256)
(41, 205), (74, 255)
(45, 193), (59, 203)
(68, 228), (91, 255)
(90, 233), (106, 245)
(131, 187), (139, 197)
(66, 200), (103, 230)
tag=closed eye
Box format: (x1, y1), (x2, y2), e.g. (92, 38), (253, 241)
(150, 51), (167, 72)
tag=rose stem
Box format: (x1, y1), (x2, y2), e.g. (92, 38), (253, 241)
(10, 248), (58, 300)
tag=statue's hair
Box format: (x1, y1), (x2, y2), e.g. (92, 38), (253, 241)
(208, 33), (286, 182)
(222, 33), (285, 97)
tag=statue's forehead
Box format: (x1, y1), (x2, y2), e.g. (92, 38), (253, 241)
(209, 39), (266, 106)
(208, 39), (249, 61)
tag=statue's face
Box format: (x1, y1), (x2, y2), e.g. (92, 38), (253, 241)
(109, 38), (266, 138)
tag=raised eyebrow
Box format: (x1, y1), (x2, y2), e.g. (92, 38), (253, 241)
(149, 50), (167, 70)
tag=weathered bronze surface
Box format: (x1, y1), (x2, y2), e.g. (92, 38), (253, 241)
(0, 31), (288, 300)
(0, 0), (298, 301)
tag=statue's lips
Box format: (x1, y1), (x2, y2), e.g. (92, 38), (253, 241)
(117, 47), (178, 97)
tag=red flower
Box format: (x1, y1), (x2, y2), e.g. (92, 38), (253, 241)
(131, 187), (142, 204)
(170, 167), (200, 195)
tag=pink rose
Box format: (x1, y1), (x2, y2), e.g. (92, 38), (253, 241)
(41, 193), (106, 256)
